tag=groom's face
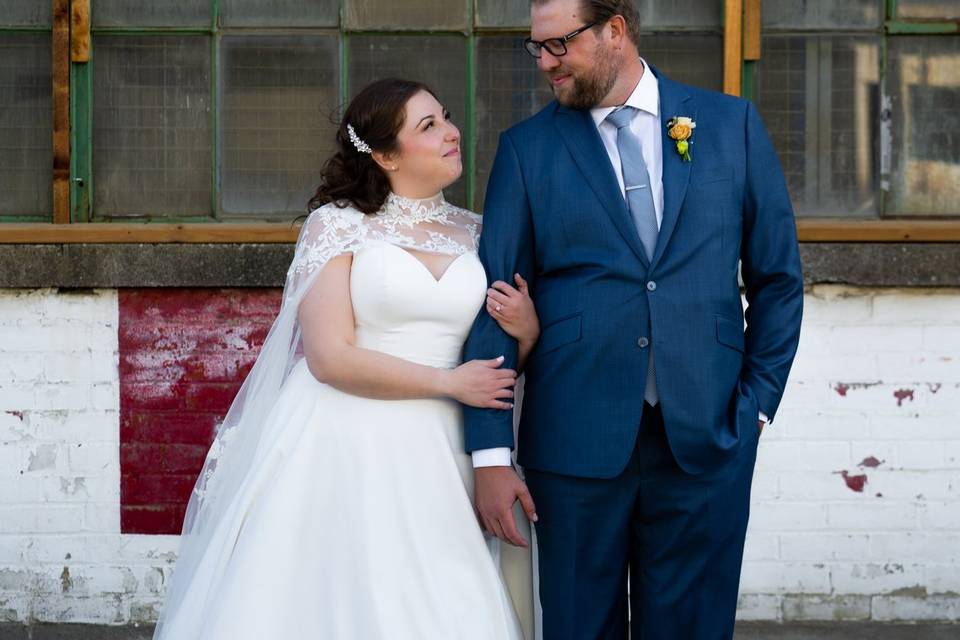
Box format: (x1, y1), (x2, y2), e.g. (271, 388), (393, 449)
(530, 0), (620, 110)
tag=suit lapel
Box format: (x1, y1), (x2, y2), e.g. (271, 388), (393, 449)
(651, 70), (695, 269)
(554, 105), (649, 267)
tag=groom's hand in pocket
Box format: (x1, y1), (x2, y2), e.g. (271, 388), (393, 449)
(475, 466), (538, 547)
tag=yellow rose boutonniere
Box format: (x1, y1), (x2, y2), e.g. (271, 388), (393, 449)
(667, 116), (696, 162)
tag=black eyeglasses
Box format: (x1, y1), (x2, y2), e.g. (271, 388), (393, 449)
(523, 21), (598, 59)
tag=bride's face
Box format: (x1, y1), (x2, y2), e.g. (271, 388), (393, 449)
(389, 91), (462, 194)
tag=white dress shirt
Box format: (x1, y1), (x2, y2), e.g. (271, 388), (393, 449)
(472, 60), (763, 469)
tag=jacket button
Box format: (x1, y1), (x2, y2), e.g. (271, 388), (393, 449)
(646, 281), (657, 291)
(637, 337), (650, 348)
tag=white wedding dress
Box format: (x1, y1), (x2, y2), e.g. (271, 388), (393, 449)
(154, 193), (531, 640)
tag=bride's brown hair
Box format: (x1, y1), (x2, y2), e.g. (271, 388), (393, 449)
(308, 78), (436, 215)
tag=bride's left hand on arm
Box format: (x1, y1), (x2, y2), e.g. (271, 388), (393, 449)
(487, 274), (539, 347)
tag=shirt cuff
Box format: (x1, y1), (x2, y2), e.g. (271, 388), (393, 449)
(759, 411), (770, 423)
(471, 447), (512, 468)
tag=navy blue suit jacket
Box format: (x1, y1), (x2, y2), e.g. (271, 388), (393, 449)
(462, 68), (803, 477)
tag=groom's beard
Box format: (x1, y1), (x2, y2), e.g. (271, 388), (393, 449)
(548, 42), (620, 110)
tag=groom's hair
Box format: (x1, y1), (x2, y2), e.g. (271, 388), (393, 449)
(532, 0), (642, 50)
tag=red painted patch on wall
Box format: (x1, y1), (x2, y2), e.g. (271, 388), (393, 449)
(893, 388), (915, 407)
(838, 470), (868, 492)
(119, 289), (281, 534)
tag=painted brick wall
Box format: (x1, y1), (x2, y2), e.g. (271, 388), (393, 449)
(0, 285), (958, 625)
(118, 289), (280, 534)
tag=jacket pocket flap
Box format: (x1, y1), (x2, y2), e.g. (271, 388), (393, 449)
(536, 313), (582, 356)
(716, 315), (745, 353)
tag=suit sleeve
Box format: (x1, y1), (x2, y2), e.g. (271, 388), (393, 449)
(462, 131), (537, 453)
(740, 101), (804, 423)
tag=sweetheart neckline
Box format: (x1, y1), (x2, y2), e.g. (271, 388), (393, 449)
(378, 242), (476, 284)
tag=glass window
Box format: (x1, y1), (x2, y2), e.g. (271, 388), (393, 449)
(755, 35), (881, 217)
(886, 36), (960, 217)
(0, 34), (52, 219)
(220, 0), (339, 28)
(763, 0), (883, 30)
(475, 36), (553, 210)
(93, 36), (212, 219)
(0, 1), (52, 27)
(475, 0), (531, 28)
(220, 35), (340, 219)
(92, 1), (210, 28)
(348, 35), (468, 207)
(638, 0), (721, 30)
(344, 0), (468, 31)
(896, 1), (960, 20)
(641, 34), (724, 92)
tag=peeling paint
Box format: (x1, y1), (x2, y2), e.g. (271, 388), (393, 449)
(858, 456), (883, 469)
(894, 388), (915, 407)
(928, 383), (942, 394)
(5, 411), (23, 420)
(27, 444), (57, 472)
(60, 567), (72, 593)
(837, 470), (868, 492)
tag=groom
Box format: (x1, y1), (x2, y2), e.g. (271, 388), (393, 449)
(463, 0), (803, 637)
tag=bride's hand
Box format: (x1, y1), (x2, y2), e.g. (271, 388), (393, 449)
(445, 356), (516, 409)
(487, 274), (539, 348)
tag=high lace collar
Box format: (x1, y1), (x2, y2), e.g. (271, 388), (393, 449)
(380, 191), (449, 223)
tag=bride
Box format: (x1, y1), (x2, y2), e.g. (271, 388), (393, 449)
(152, 78), (540, 639)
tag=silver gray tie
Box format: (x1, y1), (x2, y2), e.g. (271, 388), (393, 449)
(606, 106), (659, 406)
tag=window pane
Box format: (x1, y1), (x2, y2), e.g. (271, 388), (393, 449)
(0, 1), (52, 27)
(348, 36), (468, 208)
(897, 1), (960, 19)
(344, 0), (467, 31)
(639, 1), (721, 29)
(476, 0), (530, 28)
(886, 36), (960, 217)
(93, 36), (212, 219)
(475, 37), (552, 210)
(755, 36), (881, 217)
(220, 0), (338, 27)
(0, 34), (52, 219)
(92, 1), (210, 28)
(763, 0), (882, 29)
(220, 35), (340, 219)
(641, 34), (723, 92)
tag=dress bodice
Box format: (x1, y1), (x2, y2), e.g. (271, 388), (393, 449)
(350, 239), (487, 369)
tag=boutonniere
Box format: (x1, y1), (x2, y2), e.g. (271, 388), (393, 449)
(667, 116), (696, 162)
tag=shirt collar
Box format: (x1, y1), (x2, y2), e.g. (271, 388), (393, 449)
(590, 58), (660, 128)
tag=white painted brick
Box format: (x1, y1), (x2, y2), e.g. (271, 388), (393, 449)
(778, 471), (868, 502)
(0, 291), (48, 322)
(32, 384), (90, 411)
(42, 290), (117, 326)
(827, 326), (925, 355)
(872, 595), (960, 621)
(749, 503), (828, 532)
(88, 383), (119, 412)
(65, 443), (117, 476)
(826, 503), (918, 531)
(0, 353), (43, 384)
(0, 505), (84, 534)
(28, 411), (117, 443)
(779, 533), (872, 562)
(0, 538), (26, 565)
(755, 441), (851, 471)
(740, 561), (831, 594)
(782, 594), (872, 621)
(42, 352), (118, 383)
(748, 467), (779, 500)
(923, 326), (960, 351)
(789, 350), (879, 383)
(867, 470), (957, 501)
(82, 503), (119, 533)
(869, 533), (960, 563)
(735, 594), (783, 621)
(872, 293), (960, 325)
(923, 564), (960, 594)
(875, 354), (960, 383)
(897, 442), (949, 470)
(0, 385), (35, 412)
(830, 562), (925, 595)
(778, 411), (871, 440)
(919, 502), (960, 530)
(870, 414), (957, 440)
(0, 478), (42, 504)
(743, 533), (780, 561)
(0, 445), (23, 476)
(802, 287), (874, 325)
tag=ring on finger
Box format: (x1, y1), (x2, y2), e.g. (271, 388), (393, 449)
(496, 304), (502, 312)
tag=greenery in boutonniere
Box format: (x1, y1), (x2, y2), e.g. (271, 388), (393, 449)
(667, 116), (696, 162)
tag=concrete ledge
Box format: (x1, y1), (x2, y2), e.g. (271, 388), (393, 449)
(0, 622), (957, 640)
(0, 243), (959, 289)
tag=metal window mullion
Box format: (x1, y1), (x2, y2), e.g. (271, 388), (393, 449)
(211, 0), (221, 220)
(466, 4), (476, 210)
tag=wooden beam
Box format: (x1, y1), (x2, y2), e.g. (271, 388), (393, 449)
(52, 0), (71, 224)
(795, 219), (960, 242)
(723, 0), (743, 96)
(71, 0), (91, 63)
(3, 221), (960, 244)
(744, 0), (761, 61)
